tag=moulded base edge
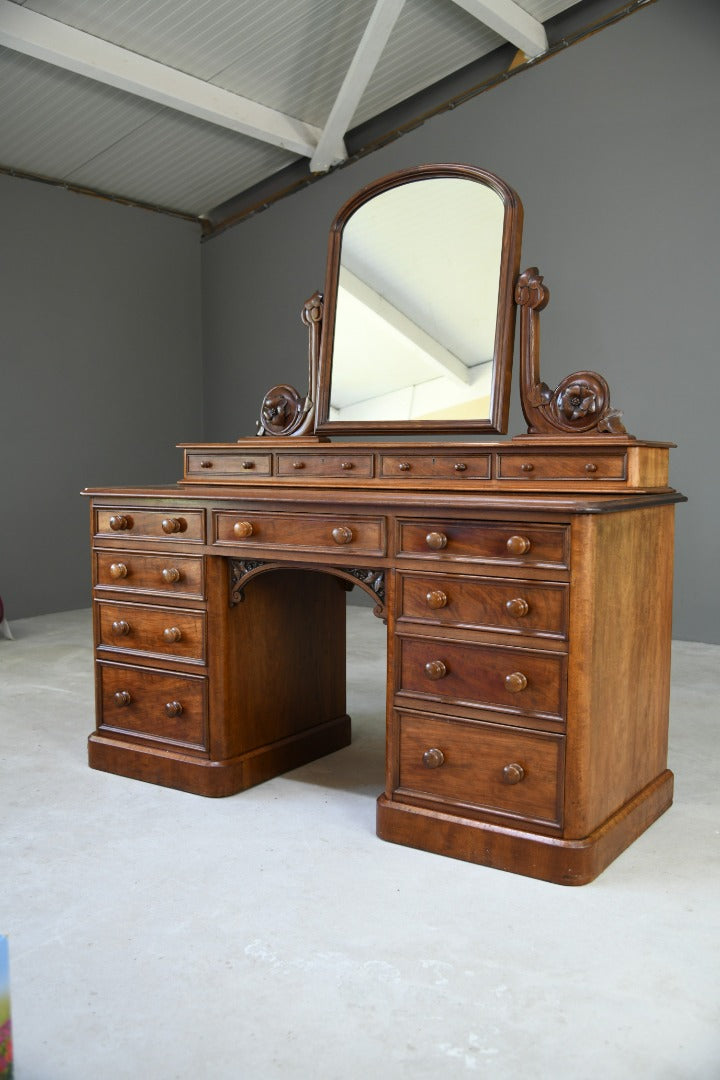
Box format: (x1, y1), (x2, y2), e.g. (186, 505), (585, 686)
(88, 714), (352, 797)
(376, 770), (674, 885)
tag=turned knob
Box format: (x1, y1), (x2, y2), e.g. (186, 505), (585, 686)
(114, 690), (132, 706)
(504, 671), (528, 693)
(453, 462), (467, 472)
(292, 461), (305, 470)
(111, 619), (130, 636)
(340, 461), (353, 471)
(199, 460), (213, 469)
(109, 514), (132, 531)
(424, 659), (447, 681)
(109, 562), (128, 579)
(161, 567), (181, 583)
(164, 700), (183, 718)
(505, 597), (529, 618)
(233, 521), (253, 538)
(162, 626), (182, 643)
(426, 589), (448, 609)
(585, 462), (598, 473)
(161, 517), (185, 534)
(332, 526), (353, 545)
(398, 462), (411, 472)
(241, 460), (254, 470)
(503, 763), (525, 784)
(506, 534), (531, 555)
(520, 462), (534, 473)
(425, 531), (448, 550)
(422, 748), (445, 769)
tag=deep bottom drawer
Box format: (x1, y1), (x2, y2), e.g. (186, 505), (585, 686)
(397, 711), (564, 826)
(98, 662), (207, 749)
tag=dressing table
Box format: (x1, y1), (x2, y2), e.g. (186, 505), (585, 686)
(84, 164), (684, 885)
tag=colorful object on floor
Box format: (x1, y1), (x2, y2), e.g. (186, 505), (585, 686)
(0, 937), (11, 1078)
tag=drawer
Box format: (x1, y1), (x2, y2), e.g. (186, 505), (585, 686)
(96, 601), (206, 663)
(397, 711), (563, 826)
(94, 551), (205, 599)
(380, 452), (491, 480)
(497, 451), (627, 481)
(397, 519), (569, 569)
(94, 507), (205, 543)
(185, 451), (272, 478)
(397, 636), (566, 721)
(397, 572), (568, 638)
(98, 662), (207, 749)
(213, 510), (385, 556)
(275, 452), (374, 478)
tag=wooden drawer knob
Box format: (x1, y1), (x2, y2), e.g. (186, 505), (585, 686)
(164, 700), (183, 718)
(504, 671), (528, 693)
(292, 461), (305, 470)
(109, 514), (132, 531)
(114, 690), (132, 706)
(506, 534), (531, 555)
(233, 521), (254, 538)
(425, 589), (448, 609)
(425, 531), (448, 550)
(332, 526), (353, 545)
(161, 567), (181, 583)
(161, 517), (185, 534)
(520, 462), (534, 473)
(422, 748), (445, 769)
(585, 462), (598, 473)
(505, 597), (529, 618)
(502, 763), (525, 785)
(111, 619), (130, 636)
(162, 626), (182, 643)
(199, 460), (213, 469)
(109, 562), (128, 579)
(424, 659), (447, 681)
(398, 462), (411, 472)
(241, 460), (255, 470)
(453, 462), (467, 472)
(340, 461), (353, 470)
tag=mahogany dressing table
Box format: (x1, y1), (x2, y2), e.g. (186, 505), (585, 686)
(84, 164), (684, 885)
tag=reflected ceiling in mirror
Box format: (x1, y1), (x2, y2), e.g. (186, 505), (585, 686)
(316, 164), (522, 436)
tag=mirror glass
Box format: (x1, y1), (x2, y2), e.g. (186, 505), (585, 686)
(316, 166), (521, 435)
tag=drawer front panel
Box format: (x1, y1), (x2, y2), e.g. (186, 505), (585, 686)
(95, 507), (205, 543)
(185, 452), (272, 478)
(397, 573), (568, 638)
(380, 453), (491, 480)
(275, 453), (374, 478)
(94, 551), (205, 599)
(497, 451), (627, 481)
(397, 520), (569, 569)
(213, 510), (385, 556)
(96, 601), (206, 662)
(398, 712), (563, 825)
(98, 663), (207, 748)
(398, 637), (566, 720)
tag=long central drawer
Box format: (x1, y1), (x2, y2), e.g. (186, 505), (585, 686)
(212, 510), (386, 556)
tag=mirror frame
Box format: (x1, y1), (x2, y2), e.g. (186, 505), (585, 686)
(314, 163), (523, 437)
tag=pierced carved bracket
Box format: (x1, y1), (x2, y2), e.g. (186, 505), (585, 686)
(256, 292), (323, 437)
(516, 268), (628, 436)
(229, 559), (386, 619)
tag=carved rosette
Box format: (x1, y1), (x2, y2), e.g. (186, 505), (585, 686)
(255, 292), (324, 437)
(229, 559), (386, 618)
(516, 267), (628, 436)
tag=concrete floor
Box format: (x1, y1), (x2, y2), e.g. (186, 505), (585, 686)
(0, 607), (718, 1080)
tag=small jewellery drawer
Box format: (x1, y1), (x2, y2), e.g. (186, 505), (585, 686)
(380, 453), (491, 480)
(94, 507), (205, 543)
(397, 637), (566, 721)
(397, 712), (563, 826)
(98, 662), (207, 749)
(96, 601), (206, 663)
(275, 453), (374, 478)
(497, 451), (627, 481)
(397, 519), (569, 569)
(397, 573), (568, 638)
(94, 551), (205, 599)
(185, 452), (272, 478)
(213, 510), (385, 556)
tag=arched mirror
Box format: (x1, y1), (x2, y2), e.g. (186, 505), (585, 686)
(315, 164), (523, 436)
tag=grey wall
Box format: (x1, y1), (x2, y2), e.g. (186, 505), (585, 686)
(1, 176), (202, 618)
(202, 0), (720, 644)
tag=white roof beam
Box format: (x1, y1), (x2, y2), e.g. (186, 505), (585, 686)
(451, 0), (548, 58)
(310, 0), (406, 174)
(0, 0), (322, 157)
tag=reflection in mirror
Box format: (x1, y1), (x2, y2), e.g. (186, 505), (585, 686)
(329, 178), (505, 424)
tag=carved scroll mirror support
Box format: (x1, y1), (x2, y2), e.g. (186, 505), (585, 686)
(256, 292), (324, 438)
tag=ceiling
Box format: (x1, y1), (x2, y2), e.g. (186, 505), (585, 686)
(0, 0), (595, 230)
